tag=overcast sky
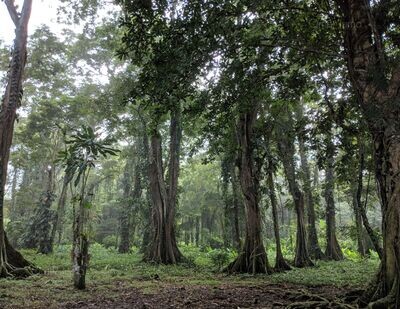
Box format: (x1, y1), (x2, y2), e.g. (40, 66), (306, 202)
(0, 0), (59, 45)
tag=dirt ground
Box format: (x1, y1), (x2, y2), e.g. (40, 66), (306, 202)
(58, 283), (358, 309)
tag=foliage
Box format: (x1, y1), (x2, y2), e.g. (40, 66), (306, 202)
(58, 125), (119, 187)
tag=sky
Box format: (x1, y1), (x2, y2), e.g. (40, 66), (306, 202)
(0, 0), (60, 45)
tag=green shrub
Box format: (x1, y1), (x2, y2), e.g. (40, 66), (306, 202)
(342, 247), (362, 261)
(208, 249), (235, 270)
(102, 235), (118, 249)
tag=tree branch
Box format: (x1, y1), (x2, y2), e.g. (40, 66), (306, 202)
(20, 0), (33, 25)
(4, 0), (19, 26)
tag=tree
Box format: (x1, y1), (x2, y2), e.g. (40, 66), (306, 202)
(59, 125), (118, 289)
(277, 110), (314, 268)
(227, 105), (272, 274)
(0, 0), (39, 278)
(117, 0), (218, 264)
(323, 134), (343, 261)
(296, 105), (325, 260)
(334, 1), (400, 306)
(118, 158), (134, 254)
(265, 140), (291, 271)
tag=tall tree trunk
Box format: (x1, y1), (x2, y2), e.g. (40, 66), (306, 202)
(353, 139), (366, 257)
(72, 171), (91, 290)
(144, 108), (182, 264)
(0, 0), (38, 277)
(50, 172), (72, 247)
(9, 168), (18, 222)
(266, 153), (291, 271)
(221, 157), (232, 248)
(354, 138), (383, 259)
(195, 216), (200, 246)
(118, 161), (133, 253)
(324, 138), (343, 261)
(352, 185), (366, 257)
(336, 1), (400, 305)
(230, 163), (242, 252)
(277, 119), (314, 268)
(37, 166), (55, 254)
(138, 119), (152, 254)
(297, 120), (325, 260)
(119, 155), (142, 253)
(227, 107), (271, 274)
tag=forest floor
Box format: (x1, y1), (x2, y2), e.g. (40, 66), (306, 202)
(0, 245), (378, 309)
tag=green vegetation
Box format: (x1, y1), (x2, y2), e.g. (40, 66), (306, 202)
(0, 0), (399, 308)
(0, 244), (378, 308)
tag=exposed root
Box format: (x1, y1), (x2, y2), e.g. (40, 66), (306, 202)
(274, 256), (292, 272)
(367, 277), (399, 309)
(226, 248), (272, 274)
(0, 233), (42, 279)
(285, 289), (356, 309)
(311, 247), (327, 261)
(286, 300), (355, 308)
(342, 289), (364, 303)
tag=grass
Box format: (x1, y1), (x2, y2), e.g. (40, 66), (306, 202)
(0, 244), (379, 308)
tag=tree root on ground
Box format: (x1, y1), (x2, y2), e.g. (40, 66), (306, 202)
(284, 289), (356, 309)
(0, 234), (43, 279)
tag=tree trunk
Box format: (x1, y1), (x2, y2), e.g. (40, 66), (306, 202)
(324, 138), (343, 261)
(9, 168), (18, 222)
(352, 185), (366, 257)
(297, 118), (325, 260)
(277, 119), (314, 268)
(0, 0), (38, 277)
(37, 166), (55, 254)
(221, 157), (232, 248)
(195, 217), (200, 246)
(118, 161), (133, 253)
(267, 155), (291, 271)
(230, 163), (242, 252)
(335, 1), (400, 304)
(354, 139), (383, 259)
(144, 108), (182, 264)
(227, 107), (271, 274)
(72, 172), (91, 290)
(139, 123), (152, 254)
(50, 172), (72, 247)
(352, 138), (367, 257)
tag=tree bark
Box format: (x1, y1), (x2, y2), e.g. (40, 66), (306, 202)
(227, 107), (271, 274)
(354, 138), (383, 259)
(230, 163), (242, 252)
(9, 168), (18, 222)
(277, 117), (314, 268)
(72, 171), (91, 290)
(50, 172), (72, 247)
(0, 0), (38, 277)
(324, 138), (343, 261)
(352, 185), (366, 257)
(266, 153), (291, 271)
(138, 120), (152, 254)
(336, 1), (400, 305)
(37, 166), (55, 254)
(144, 108), (182, 264)
(297, 113), (325, 260)
(118, 161), (133, 253)
(354, 139), (366, 257)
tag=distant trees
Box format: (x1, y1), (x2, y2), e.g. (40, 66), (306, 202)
(1, 3), (396, 307)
